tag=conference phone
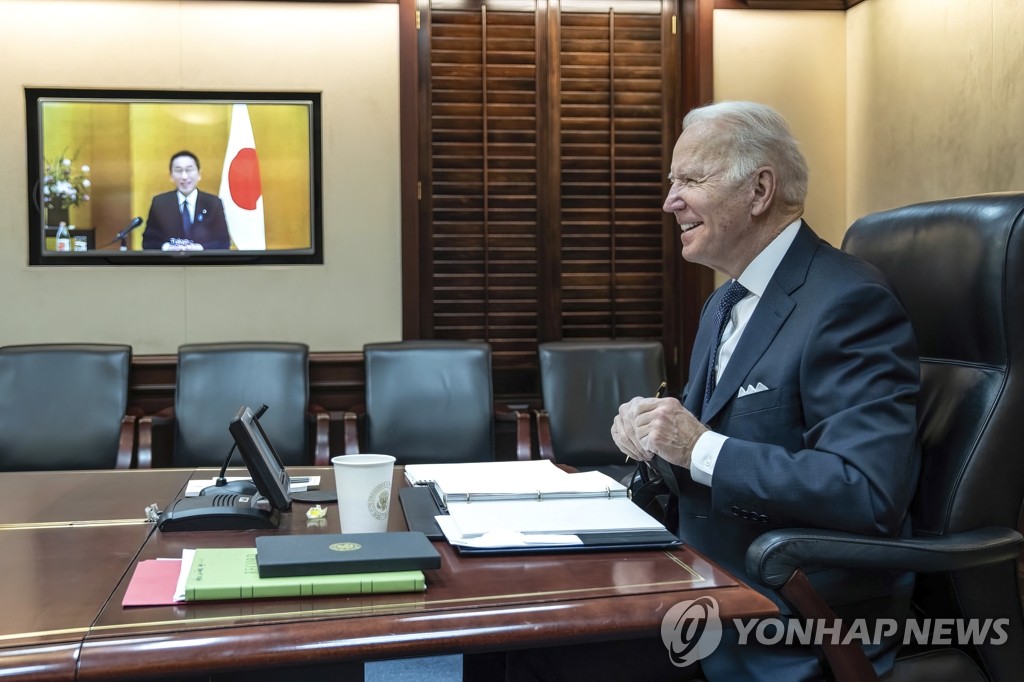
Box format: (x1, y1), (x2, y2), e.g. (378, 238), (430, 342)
(156, 404), (292, 532)
(157, 491), (280, 532)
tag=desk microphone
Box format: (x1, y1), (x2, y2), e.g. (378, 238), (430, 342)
(100, 217), (145, 248)
(210, 404), (269, 492)
(114, 216), (144, 241)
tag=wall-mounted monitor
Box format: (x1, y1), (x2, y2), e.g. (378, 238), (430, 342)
(25, 88), (322, 265)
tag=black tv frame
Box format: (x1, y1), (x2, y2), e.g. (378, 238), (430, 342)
(25, 87), (323, 266)
(229, 405), (293, 512)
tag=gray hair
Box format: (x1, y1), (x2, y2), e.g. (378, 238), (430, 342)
(683, 101), (809, 209)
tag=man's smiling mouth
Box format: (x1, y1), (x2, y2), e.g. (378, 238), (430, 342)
(679, 221), (702, 233)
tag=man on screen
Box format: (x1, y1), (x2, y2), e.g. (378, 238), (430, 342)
(142, 150), (231, 251)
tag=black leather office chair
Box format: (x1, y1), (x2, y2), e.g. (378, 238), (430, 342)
(536, 340), (666, 481)
(137, 342), (330, 468)
(0, 344), (135, 470)
(746, 193), (1024, 681)
(344, 341), (530, 464)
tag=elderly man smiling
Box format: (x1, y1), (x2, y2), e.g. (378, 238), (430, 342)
(510, 102), (922, 681)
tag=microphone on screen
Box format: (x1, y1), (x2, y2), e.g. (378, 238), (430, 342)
(112, 216), (144, 241)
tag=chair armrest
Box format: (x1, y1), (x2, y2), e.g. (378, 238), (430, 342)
(136, 407), (175, 469)
(116, 414), (136, 469)
(746, 527), (1022, 682)
(535, 409), (555, 461)
(496, 405), (532, 461)
(341, 411), (360, 454)
(746, 526), (1024, 590)
(308, 403), (331, 466)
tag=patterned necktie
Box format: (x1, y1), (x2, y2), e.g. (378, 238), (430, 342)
(703, 279), (749, 410)
(180, 200), (192, 238)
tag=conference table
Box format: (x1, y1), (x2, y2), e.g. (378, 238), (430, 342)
(0, 467), (778, 681)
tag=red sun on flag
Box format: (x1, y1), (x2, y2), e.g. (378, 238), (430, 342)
(228, 148), (262, 210)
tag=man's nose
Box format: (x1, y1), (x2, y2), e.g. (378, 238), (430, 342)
(663, 185), (683, 213)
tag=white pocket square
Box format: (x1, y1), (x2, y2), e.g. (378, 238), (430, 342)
(738, 382), (769, 398)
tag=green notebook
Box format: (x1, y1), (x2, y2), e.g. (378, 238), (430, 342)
(185, 547), (426, 601)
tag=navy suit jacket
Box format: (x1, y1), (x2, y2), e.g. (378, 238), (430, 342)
(656, 222), (922, 616)
(142, 190), (231, 250)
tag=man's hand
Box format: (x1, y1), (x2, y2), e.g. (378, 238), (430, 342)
(612, 397), (707, 469)
(611, 396), (653, 462)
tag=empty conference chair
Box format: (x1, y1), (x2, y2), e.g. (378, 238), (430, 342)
(746, 193), (1024, 681)
(536, 340), (667, 482)
(137, 342), (330, 468)
(0, 344), (135, 470)
(344, 341), (529, 464)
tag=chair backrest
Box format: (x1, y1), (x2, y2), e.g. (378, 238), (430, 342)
(173, 342), (311, 467)
(0, 344), (132, 470)
(844, 192), (1024, 679)
(363, 340), (494, 464)
(538, 340), (666, 469)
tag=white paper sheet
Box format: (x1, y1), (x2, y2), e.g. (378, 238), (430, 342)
(404, 460), (624, 500)
(445, 496), (665, 537)
(184, 476), (320, 497)
(435, 515), (583, 548)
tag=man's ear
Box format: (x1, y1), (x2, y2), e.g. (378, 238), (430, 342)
(750, 167), (776, 217)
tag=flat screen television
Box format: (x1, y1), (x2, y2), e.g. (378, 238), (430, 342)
(25, 88), (322, 265)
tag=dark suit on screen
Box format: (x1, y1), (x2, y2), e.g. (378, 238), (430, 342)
(654, 221), (922, 678)
(142, 190), (231, 250)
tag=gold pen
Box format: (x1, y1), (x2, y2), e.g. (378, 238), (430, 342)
(627, 381), (668, 462)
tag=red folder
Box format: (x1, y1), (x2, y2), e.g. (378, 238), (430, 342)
(122, 559), (183, 607)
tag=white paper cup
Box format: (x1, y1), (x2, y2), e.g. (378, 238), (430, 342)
(332, 454), (396, 533)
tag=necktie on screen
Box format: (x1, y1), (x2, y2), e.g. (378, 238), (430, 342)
(181, 200), (192, 238)
(703, 280), (749, 410)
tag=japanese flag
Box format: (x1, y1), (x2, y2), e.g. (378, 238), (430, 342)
(219, 104), (265, 249)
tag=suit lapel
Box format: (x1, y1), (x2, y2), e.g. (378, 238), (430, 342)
(193, 193), (206, 226)
(701, 223), (821, 421)
(684, 304), (716, 415)
(167, 193), (185, 237)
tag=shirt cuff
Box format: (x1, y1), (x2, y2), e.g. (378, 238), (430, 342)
(689, 430), (728, 487)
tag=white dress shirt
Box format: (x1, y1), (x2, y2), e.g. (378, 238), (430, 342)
(689, 218), (803, 486)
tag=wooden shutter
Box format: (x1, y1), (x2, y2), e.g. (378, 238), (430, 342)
(427, 3), (541, 369)
(419, 0), (680, 397)
(559, 3), (666, 340)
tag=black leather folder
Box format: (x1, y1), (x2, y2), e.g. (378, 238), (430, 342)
(452, 529), (681, 556)
(399, 486), (445, 540)
(398, 481), (680, 556)
(255, 531), (441, 578)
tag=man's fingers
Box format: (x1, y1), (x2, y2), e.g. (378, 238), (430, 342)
(611, 424), (641, 460)
(626, 397), (661, 422)
(612, 414), (655, 461)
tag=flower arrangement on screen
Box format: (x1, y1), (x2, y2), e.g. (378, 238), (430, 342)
(42, 152), (91, 210)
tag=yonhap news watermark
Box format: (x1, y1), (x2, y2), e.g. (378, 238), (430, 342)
(661, 596), (1010, 667)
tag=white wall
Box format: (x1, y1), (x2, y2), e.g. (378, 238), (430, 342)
(714, 10), (847, 247)
(714, 0), (1024, 233)
(847, 0), (1024, 220)
(0, 1), (402, 353)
